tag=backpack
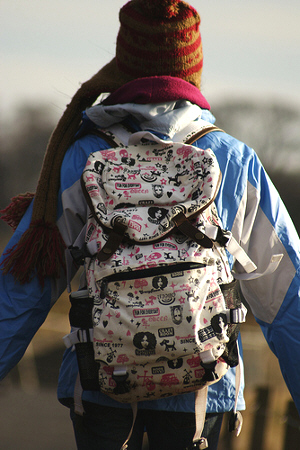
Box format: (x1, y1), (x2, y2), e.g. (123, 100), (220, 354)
(65, 121), (255, 449)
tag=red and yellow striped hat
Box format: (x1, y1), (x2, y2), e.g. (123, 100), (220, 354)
(115, 0), (202, 88)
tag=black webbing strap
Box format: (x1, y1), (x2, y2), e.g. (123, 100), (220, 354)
(97, 221), (127, 261)
(172, 212), (213, 248)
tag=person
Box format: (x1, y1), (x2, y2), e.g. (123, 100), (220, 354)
(1, 1), (300, 449)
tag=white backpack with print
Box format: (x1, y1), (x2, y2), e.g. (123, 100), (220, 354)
(65, 122), (258, 448)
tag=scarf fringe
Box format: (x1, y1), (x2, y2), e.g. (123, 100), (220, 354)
(0, 193), (35, 231)
(1, 220), (66, 286)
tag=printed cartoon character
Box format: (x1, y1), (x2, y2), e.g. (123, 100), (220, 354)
(152, 275), (168, 290)
(167, 358), (183, 369)
(121, 156), (135, 166)
(170, 305), (183, 325)
(133, 332), (157, 351)
(96, 202), (107, 216)
(105, 289), (120, 309)
(148, 207), (170, 228)
(166, 149), (174, 162)
(211, 313), (229, 342)
(94, 160), (105, 174)
(93, 307), (102, 326)
(160, 339), (176, 352)
(168, 164), (188, 186)
(152, 184), (164, 198)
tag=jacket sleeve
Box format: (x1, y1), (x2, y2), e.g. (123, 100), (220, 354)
(196, 131), (300, 412)
(0, 134), (108, 380)
(0, 202), (54, 380)
(226, 143), (300, 412)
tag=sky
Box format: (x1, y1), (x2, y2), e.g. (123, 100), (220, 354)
(1, 0), (300, 121)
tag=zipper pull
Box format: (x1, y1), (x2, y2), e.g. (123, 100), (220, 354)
(100, 279), (108, 299)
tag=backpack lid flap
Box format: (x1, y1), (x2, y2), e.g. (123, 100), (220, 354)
(82, 141), (221, 242)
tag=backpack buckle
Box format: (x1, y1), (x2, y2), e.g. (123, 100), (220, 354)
(112, 368), (130, 394)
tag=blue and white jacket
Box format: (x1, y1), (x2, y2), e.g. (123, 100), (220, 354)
(1, 91), (300, 415)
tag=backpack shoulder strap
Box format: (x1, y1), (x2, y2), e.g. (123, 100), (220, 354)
(173, 119), (224, 145)
(76, 122), (132, 148)
(185, 124), (224, 145)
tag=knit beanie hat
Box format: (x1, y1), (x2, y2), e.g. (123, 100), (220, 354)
(1, 0), (203, 285)
(116, 0), (202, 87)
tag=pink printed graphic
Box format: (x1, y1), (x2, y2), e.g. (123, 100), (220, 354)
(85, 173), (95, 182)
(117, 354), (130, 364)
(161, 374), (179, 387)
(86, 184), (99, 197)
(187, 355), (201, 368)
(128, 220), (142, 232)
(101, 149), (118, 161)
(145, 296), (156, 306)
(103, 366), (114, 375)
(145, 252), (162, 261)
(109, 378), (117, 387)
(119, 149), (129, 158)
(177, 145), (193, 159)
(94, 337), (113, 343)
(134, 279), (148, 289)
(137, 371), (155, 391)
(195, 368), (205, 378)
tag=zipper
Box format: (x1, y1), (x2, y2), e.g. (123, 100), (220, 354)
(99, 262), (206, 299)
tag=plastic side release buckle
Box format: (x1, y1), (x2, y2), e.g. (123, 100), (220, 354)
(112, 367), (130, 395)
(199, 349), (215, 364)
(63, 328), (93, 349)
(63, 330), (79, 349)
(225, 304), (247, 324)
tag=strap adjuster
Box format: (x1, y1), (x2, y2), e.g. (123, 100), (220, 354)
(97, 221), (127, 261)
(216, 227), (231, 246)
(172, 212), (213, 248)
(193, 437), (208, 449)
(225, 304), (247, 324)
